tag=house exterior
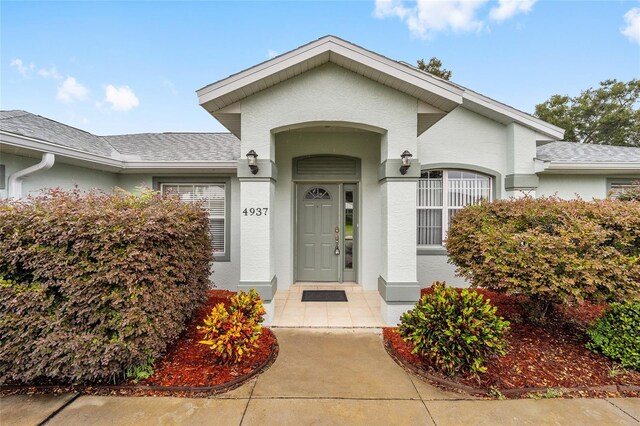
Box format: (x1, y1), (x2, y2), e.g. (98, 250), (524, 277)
(1, 36), (639, 325)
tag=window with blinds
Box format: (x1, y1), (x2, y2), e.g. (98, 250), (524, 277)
(161, 183), (226, 254)
(609, 182), (639, 199)
(417, 170), (492, 246)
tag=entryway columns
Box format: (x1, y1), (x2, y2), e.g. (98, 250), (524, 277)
(377, 134), (421, 326)
(238, 156), (278, 324)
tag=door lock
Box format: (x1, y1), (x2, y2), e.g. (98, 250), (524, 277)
(335, 226), (339, 233)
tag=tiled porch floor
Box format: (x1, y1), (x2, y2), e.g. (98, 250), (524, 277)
(271, 283), (386, 328)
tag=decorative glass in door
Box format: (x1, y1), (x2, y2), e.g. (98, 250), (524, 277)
(344, 190), (353, 270)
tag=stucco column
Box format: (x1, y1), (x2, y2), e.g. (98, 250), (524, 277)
(238, 158), (278, 324)
(506, 123), (539, 197)
(377, 158), (421, 326)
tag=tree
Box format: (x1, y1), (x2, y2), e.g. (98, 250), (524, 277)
(417, 57), (452, 80)
(535, 79), (640, 147)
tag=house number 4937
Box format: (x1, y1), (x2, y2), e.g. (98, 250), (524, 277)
(242, 207), (268, 216)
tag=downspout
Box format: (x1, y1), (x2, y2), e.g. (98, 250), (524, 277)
(7, 153), (55, 199)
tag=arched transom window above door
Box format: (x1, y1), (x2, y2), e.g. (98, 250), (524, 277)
(304, 187), (331, 200)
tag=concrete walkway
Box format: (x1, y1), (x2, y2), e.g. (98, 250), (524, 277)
(1, 329), (639, 426)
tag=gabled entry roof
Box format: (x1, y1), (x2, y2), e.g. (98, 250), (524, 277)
(197, 35), (564, 140)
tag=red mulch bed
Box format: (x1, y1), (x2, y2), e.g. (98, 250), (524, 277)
(1, 290), (277, 396)
(137, 289), (275, 388)
(384, 287), (639, 399)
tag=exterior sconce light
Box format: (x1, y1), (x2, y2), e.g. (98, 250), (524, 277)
(246, 150), (259, 175)
(399, 150), (413, 175)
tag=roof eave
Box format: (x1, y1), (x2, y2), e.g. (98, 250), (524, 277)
(1, 131), (125, 170)
(1, 131), (240, 172)
(197, 35), (464, 113)
(197, 36), (564, 140)
(462, 93), (565, 140)
(536, 159), (640, 174)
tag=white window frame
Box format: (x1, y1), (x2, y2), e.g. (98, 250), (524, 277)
(417, 169), (493, 247)
(160, 182), (227, 256)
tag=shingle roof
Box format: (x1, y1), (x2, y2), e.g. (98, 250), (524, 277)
(3, 110), (639, 167)
(536, 142), (640, 163)
(102, 133), (239, 161)
(1, 110), (117, 157)
(1, 110), (241, 162)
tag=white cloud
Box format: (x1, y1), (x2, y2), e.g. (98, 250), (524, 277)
(375, 0), (489, 38)
(10, 58), (34, 77)
(162, 79), (178, 95)
(621, 7), (640, 45)
(104, 85), (139, 111)
(267, 49), (278, 59)
(38, 66), (62, 80)
(489, 0), (536, 21)
(57, 77), (89, 103)
(374, 0), (537, 38)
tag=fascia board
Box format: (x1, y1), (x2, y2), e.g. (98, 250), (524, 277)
(538, 161), (640, 173)
(462, 93), (565, 140)
(198, 37), (463, 109)
(1, 131), (124, 168)
(198, 43), (330, 106)
(122, 161), (238, 169)
(328, 44), (463, 103)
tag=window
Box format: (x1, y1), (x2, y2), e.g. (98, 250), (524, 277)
(304, 187), (331, 200)
(161, 183), (226, 254)
(608, 181), (640, 199)
(417, 170), (492, 246)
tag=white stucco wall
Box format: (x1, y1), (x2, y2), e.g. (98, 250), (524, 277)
(537, 174), (611, 200)
(415, 108), (507, 288)
(418, 107), (508, 187)
(417, 255), (467, 288)
(241, 63), (417, 161)
(241, 63), (420, 293)
(1, 153), (119, 198)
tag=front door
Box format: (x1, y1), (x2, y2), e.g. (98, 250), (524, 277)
(296, 184), (340, 282)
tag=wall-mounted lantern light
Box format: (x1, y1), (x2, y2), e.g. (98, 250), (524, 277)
(246, 150), (259, 175)
(399, 150), (413, 175)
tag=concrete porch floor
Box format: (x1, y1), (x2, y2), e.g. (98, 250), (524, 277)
(271, 283), (387, 328)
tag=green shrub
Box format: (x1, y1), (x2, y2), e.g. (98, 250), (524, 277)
(446, 197), (640, 323)
(586, 301), (640, 370)
(398, 282), (510, 376)
(198, 289), (266, 365)
(0, 188), (213, 384)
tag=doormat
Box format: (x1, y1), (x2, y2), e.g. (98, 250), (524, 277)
(301, 290), (348, 302)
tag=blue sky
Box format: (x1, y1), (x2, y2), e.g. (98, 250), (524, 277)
(1, 1), (639, 135)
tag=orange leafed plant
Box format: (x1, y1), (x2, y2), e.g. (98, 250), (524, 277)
(197, 289), (266, 365)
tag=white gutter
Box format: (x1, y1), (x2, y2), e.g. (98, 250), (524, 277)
(7, 153), (55, 198)
(535, 158), (640, 174)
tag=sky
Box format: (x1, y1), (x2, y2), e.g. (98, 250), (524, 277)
(1, 0), (639, 135)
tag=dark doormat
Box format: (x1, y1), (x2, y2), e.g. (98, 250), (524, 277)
(301, 290), (348, 302)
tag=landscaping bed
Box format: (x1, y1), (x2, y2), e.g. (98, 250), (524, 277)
(1, 290), (278, 397)
(384, 288), (640, 399)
